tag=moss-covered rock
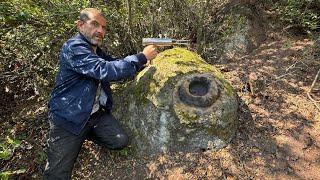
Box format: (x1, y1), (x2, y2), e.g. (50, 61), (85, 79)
(113, 48), (238, 155)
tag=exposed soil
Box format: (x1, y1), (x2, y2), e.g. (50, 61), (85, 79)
(1, 31), (319, 179)
(71, 32), (320, 179)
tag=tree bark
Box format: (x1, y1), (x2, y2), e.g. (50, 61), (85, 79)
(197, 0), (210, 53)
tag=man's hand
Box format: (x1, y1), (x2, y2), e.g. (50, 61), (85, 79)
(142, 45), (158, 64)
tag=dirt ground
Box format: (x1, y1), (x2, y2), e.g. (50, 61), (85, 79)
(1, 31), (319, 179)
(70, 32), (320, 179)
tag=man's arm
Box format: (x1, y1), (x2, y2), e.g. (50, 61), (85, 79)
(96, 47), (117, 62)
(63, 40), (147, 82)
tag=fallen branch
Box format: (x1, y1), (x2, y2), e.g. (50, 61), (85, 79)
(275, 71), (296, 81)
(275, 61), (307, 81)
(285, 61), (308, 72)
(307, 68), (320, 111)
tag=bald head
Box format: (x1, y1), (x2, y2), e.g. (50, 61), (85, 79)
(79, 8), (105, 22)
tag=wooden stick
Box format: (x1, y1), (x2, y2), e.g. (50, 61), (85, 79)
(307, 68), (320, 111)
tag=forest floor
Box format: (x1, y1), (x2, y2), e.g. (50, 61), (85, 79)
(1, 30), (319, 179)
(72, 31), (320, 179)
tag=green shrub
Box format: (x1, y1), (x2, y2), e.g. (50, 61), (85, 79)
(275, 0), (320, 32)
(0, 136), (21, 160)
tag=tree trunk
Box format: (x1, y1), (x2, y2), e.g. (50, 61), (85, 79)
(197, 0), (210, 54)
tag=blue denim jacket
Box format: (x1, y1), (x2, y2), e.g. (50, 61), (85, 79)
(48, 33), (147, 135)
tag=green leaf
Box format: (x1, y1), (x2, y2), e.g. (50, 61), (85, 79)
(0, 169), (27, 180)
(0, 148), (12, 160)
(0, 171), (10, 180)
(119, 149), (128, 156)
(6, 136), (21, 149)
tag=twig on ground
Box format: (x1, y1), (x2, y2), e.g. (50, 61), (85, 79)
(275, 71), (296, 81)
(275, 61), (306, 81)
(274, 61), (309, 82)
(285, 61), (299, 72)
(285, 61), (308, 72)
(307, 68), (320, 111)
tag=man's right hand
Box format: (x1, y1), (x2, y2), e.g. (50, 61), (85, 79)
(142, 45), (158, 64)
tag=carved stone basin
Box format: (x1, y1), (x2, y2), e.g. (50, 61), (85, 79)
(112, 48), (238, 154)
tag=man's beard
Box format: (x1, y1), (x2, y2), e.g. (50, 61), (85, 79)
(82, 31), (103, 46)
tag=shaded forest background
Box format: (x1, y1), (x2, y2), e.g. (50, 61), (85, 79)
(0, 0), (319, 178)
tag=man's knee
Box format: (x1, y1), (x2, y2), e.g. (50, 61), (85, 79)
(112, 133), (129, 149)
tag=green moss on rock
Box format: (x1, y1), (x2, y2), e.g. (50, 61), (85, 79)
(113, 48), (239, 154)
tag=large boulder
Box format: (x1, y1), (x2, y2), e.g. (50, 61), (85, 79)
(113, 48), (239, 155)
(222, 6), (266, 59)
(200, 2), (266, 61)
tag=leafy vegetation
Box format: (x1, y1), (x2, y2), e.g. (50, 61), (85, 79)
(0, 169), (26, 180)
(0, 136), (21, 160)
(0, 0), (319, 178)
(275, 0), (320, 32)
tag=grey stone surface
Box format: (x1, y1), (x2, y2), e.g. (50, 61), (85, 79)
(112, 48), (239, 155)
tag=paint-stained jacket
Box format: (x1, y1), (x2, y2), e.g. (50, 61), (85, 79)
(48, 33), (147, 135)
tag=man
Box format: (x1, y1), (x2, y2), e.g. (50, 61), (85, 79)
(44, 8), (157, 179)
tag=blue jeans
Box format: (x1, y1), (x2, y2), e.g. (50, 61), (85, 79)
(43, 109), (128, 180)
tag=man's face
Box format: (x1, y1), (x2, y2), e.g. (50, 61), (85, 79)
(78, 13), (106, 46)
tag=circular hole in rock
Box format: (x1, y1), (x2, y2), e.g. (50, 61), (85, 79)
(189, 77), (210, 96)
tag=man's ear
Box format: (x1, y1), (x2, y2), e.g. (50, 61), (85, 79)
(76, 20), (84, 30)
